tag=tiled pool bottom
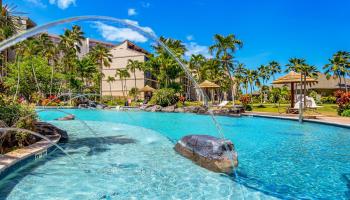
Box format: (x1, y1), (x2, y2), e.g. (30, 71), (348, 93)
(0, 121), (276, 200)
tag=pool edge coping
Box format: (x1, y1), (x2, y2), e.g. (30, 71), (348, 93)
(0, 134), (61, 180)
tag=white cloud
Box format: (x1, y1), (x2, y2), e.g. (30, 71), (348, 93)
(25, 0), (47, 8)
(128, 8), (137, 16)
(186, 35), (194, 41)
(49, 0), (76, 9)
(94, 22), (148, 43)
(185, 42), (211, 58)
(123, 19), (154, 34)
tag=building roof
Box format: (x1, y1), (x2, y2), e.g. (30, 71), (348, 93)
(273, 73), (350, 90)
(118, 40), (150, 55)
(272, 71), (317, 84)
(198, 80), (220, 88)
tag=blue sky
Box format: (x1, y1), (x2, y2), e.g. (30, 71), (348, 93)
(5, 0), (350, 72)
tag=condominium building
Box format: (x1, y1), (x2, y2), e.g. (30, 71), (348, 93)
(101, 40), (155, 97)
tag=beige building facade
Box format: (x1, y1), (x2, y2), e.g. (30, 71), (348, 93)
(102, 40), (153, 97)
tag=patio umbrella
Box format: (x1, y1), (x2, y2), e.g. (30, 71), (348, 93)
(198, 80), (220, 102)
(272, 71), (317, 108)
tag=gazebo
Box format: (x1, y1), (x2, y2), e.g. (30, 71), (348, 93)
(198, 80), (220, 102)
(272, 71), (317, 108)
(140, 85), (156, 99)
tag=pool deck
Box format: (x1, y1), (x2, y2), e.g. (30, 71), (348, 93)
(243, 111), (350, 128)
(0, 135), (60, 177)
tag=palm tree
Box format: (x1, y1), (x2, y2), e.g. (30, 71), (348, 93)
(126, 59), (143, 95)
(106, 76), (116, 99)
(246, 69), (259, 101)
(0, 4), (19, 80)
(116, 68), (130, 99)
(76, 56), (97, 92)
(233, 63), (247, 94)
(258, 65), (270, 104)
(209, 34), (243, 103)
(300, 64), (319, 107)
(324, 51), (350, 92)
(90, 44), (112, 99)
(189, 54), (206, 81)
(267, 61), (281, 80)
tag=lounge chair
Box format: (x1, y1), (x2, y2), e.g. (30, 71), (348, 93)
(217, 101), (229, 108)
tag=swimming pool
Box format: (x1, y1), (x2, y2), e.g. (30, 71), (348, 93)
(0, 109), (349, 199)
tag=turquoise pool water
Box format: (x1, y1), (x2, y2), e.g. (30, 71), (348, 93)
(0, 109), (349, 199)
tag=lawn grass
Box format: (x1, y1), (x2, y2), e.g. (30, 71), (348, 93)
(251, 103), (339, 116)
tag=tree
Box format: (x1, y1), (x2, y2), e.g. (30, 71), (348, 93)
(189, 54), (206, 82)
(258, 65), (270, 104)
(324, 51), (350, 92)
(90, 44), (112, 99)
(76, 56), (97, 92)
(270, 86), (289, 113)
(126, 59), (143, 99)
(106, 76), (116, 99)
(0, 4), (19, 80)
(245, 69), (259, 101)
(267, 61), (281, 80)
(116, 68), (130, 99)
(209, 34), (243, 103)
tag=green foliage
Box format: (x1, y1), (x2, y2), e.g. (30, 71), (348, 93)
(341, 109), (350, 117)
(320, 96), (336, 104)
(4, 57), (62, 100)
(150, 88), (178, 107)
(309, 90), (321, 104)
(129, 87), (140, 100)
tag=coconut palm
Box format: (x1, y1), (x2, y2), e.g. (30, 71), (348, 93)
(209, 34), (243, 103)
(324, 51), (350, 92)
(189, 54), (206, 81)
(258, 65), (270, 104)
(126, 59), (143, 93)
(299, 64), (319, 107)
(0, 4), (20, 79)
(90, 44), (112, 99)
(267, 61), (281, 80)
(245, 69), (259, 101)
(116, 68), (130, 99)
(106, 76), (116, 99)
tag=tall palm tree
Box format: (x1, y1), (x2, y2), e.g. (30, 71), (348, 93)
(233, 63), (247, 94)
(126, 59), (143, 93)
(246, 69), (259, 101)
(267, 61), (281, 80)
(90, 44), (112, 99)
(258, 65), (270, 104)
(106, 76), (116, 99)
(285, 58), (307, 110)
(324, 51), (350, 92)
(209, 34), (243, 103)
(76, 56), (97, 92)
(0, 4), (19, 80)
(299, 64), (319, 107)
(189, 54), (206, 82)
(116, 68), (130, 99)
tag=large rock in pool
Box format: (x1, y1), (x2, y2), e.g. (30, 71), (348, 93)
(174, 135), (238, 174)
(34, 122), (69, 142)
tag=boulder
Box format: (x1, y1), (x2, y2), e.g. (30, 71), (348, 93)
(34, 122), (68, 142)
(197, 106), (208, 114)
(56, 114), (75, 121)
(174, 135), (238, 174)
(183, 106), (200, 113)
(174, 107), (185, 113)
(0, 120), (8, 128)
(161, 105), (176, 112)
(150, 105), (162, 112)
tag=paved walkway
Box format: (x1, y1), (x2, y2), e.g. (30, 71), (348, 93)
(243, 111), (350, 127)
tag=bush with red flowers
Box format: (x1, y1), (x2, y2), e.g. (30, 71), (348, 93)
(239, 95), (252, 111)
(334, 90), (350, 115)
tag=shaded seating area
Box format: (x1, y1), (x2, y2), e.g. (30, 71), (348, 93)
(198, 80), (220, 105)
(272, 71), (318, 114)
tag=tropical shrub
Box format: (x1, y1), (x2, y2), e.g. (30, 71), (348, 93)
(320, 96), (336, 104)
(239, 95), (251, 109)
(341, 109), (350, 117)
(150, 88), (178, 107)
(129, 87), (140, 100)
(309, 90), (321, 104)
(0, 96), (38, 153)
(335, 91), (350, 115)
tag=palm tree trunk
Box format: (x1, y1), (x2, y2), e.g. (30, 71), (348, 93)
(50, 66), (54, 96)
(14, 55), (20, 101)
(250, 82), (253, 103)
(121, 80), (125, 99)
(31, 61), (41, 97)
(338, 74), (342, 90)
(109, 83), (112, 100)
(100, 63), (103, 102)
(344, 75), (348, 92)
